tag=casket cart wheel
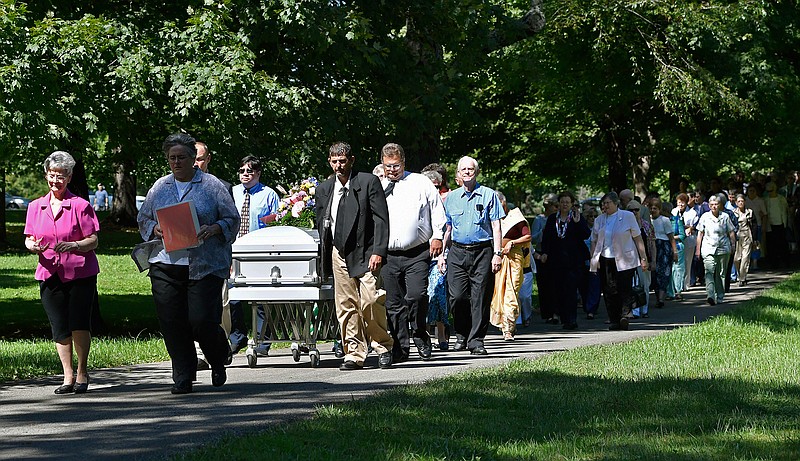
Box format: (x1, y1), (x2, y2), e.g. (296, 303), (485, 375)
(246, 352), (257, 368)
(291, 343), (301, 362)
(309, 349), (320, 368)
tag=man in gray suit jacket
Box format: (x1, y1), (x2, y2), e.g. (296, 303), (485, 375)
(316, 142), (394, 371)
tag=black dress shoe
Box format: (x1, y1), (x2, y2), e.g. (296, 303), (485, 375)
(230, 340), (248, 355)
(413, 338), (432, 360)
(339, 360), (362, 371)
(211, 368), (227, 387)
(333, 341), (345, 358)
(171, 381), (193, 394)
(619, 318), (630, 330)
(707, 297), (716, 306)
(378, 352), (393, 369)
(74, 377), (90, 394)
(54, 383), (74, 395)
(393, 352), (409, 364)
(470, 345), (488, 355)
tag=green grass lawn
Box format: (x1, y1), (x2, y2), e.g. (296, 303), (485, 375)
(175, 275), (800, 461)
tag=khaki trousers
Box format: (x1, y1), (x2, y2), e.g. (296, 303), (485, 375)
(332, 246), (393, 364)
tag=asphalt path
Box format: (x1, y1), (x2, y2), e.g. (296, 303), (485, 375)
(0, 269), (791, 461)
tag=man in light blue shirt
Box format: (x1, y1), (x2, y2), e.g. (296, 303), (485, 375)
(229, 155), (280, 355)
(437, 156), (504, 355)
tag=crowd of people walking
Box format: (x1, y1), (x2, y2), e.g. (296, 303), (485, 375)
(25, 137), (800, 394)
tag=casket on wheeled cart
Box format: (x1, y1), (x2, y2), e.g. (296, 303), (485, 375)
(228, 226), (337, 368)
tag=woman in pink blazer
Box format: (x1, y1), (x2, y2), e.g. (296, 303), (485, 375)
(24, 151), (100, 395)
(589, 192), (649, 330)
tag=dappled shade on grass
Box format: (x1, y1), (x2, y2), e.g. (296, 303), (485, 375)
(177, 276), (800, 461)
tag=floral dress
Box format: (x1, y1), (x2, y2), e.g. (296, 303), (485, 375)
(426, 259), (449, 325)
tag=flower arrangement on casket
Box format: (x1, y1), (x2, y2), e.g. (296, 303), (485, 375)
(268, 176), (319, 228)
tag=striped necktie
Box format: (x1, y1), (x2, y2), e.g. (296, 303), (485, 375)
(238, 189), (250, 237)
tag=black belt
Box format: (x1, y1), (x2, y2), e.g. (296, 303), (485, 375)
(523, 266), (532, 274)
(452, 241), (492, 250)
(387, 242), (429, 256)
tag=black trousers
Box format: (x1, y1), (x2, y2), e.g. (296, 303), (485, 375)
(384, 243), (431, 358)
(598, 256), (635, 324)
(149, 263), (229, 384)
(446, 245), (493, 349)
(766, 224), (789, 268)
(552, 266), (580, 325)
(534, 259), (556, 320)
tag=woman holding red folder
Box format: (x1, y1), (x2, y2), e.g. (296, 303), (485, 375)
(137, 133), (240, 395)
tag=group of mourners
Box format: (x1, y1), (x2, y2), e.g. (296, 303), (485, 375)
(23, 137), (800, 395)
(528, 171), (800, 332)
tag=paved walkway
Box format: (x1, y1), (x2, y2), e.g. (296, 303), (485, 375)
(0, 269), (791, 461)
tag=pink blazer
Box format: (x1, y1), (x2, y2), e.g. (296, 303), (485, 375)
(24, 190), (100, 282)
(590, 209), (642, 272)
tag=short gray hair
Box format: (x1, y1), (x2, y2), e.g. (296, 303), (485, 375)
(602, 191), (620, 206)
(44, 151), (76, 176)
(708, 194), (721, 204)
(421, 170), (442, 184)
(457, 156), (479, 173)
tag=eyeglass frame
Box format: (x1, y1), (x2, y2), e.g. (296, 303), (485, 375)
(46, 172), (69, 182)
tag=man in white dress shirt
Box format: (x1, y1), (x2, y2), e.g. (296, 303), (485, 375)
(381, 143), (447, 362)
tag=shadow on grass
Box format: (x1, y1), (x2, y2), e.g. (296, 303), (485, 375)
(0, 267), (35, 290)
(3, 364), (798, 460)
(221, 367), (800, 461)
(726, 277), (800, 333)
(0, 294), (160, 340)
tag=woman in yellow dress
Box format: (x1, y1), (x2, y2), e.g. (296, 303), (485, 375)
(490, 192), (531, 341)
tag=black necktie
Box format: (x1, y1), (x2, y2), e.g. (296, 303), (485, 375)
(334, 186), (348, 251)
(384, 180), (396, 197)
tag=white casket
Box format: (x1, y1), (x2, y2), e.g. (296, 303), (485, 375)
(228, 226), (333, 302)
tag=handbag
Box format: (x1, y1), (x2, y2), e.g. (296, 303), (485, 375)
(631, 270), (647, 308)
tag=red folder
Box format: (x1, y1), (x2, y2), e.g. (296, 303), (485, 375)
(155, 201), (201, 253)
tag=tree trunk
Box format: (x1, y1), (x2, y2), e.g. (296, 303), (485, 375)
(604, 122), (629, 193)
(0, 166), (6, 247)
(632, 154), (651, 199)
(66, 158), (91, 202)
(109, 158), (138, 227)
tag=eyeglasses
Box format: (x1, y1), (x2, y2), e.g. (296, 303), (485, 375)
(46, 173), (68, 182)
(168, 156), (189, 163)
(383, 163), (402, 170)
(238, 168), (256, 175)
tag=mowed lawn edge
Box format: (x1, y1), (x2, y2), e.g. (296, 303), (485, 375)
(175, 274), (800, 461)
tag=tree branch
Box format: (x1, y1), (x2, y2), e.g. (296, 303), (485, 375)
(485, 0), (546, 53)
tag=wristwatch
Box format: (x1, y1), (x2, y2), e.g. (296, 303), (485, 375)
(494, 250), (503, 256)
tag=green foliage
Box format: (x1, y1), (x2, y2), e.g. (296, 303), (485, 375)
(268, 207), (315, 229)
(1, 0), (799, 204)
(449, 0), (800, 193)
